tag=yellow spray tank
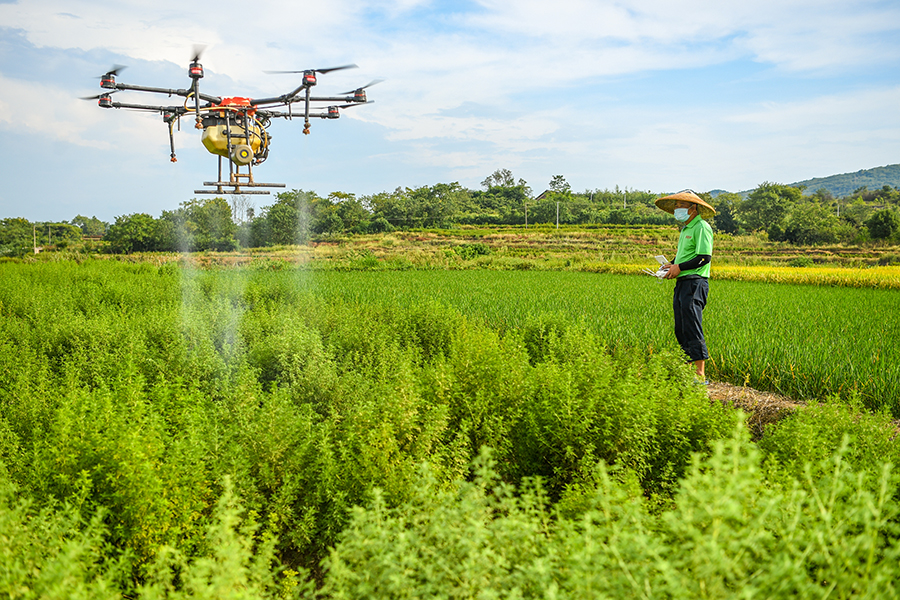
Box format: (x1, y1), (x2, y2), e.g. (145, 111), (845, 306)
(200, 98), (269, 166)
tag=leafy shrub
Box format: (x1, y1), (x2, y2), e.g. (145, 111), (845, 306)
(321, 449), (557, 599)
(452, 242), (491, 260)
(511, 320), (736, 500)
(0, 469), (124, 600)
(324, 422), (900, 599)
(5, 261), (900, 598)
(138, 478), (310, 600)
(788, 255), (814, 267)
(866, 208), (900, 240)
(757, 395), (900, 486)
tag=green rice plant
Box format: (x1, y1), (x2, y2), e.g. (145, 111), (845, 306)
(307, 270), (900, 414)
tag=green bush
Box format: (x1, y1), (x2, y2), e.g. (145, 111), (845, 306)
(0, 468), (125, 600)
(3, 261), (899, 598)
(324, 422), (900, 599)
(758, 395), (900, 486)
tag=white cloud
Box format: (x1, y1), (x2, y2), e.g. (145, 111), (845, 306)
(728, 85), (900, 133)
(0, 73), (118, 147)
(1, 0), (899, 220)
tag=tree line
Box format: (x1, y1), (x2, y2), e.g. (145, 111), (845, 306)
(2, 169), (899, 256)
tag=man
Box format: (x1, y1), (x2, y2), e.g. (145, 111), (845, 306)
(654, 190), (715, 383)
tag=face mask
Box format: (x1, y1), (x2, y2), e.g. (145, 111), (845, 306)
(674, 207), (690, 222)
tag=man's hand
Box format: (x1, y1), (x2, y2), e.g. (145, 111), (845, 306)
(663, 263), (681, 279)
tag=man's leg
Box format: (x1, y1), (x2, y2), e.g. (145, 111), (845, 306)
(675, 278), (709, 377)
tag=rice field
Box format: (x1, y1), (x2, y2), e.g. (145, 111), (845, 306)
(305, 269), (900, 413)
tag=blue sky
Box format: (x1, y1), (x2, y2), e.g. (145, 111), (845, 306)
(1, 0), (898, 222)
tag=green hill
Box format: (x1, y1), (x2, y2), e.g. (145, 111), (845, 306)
(711, 164), (900, 199)
(790, 164), (900, 197)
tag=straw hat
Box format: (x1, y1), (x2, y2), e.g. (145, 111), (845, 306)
(655, 190), (716, 219)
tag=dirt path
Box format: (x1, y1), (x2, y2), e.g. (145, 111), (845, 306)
(708, 381), (900, 440)
(706, 381), (804, 439)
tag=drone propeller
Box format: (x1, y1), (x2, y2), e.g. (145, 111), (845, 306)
(339, 79), (383, 95)
(96, 65), (127, 78)
(334, 101), (374, 109)
(264, 63), (358, 75)
(80, 90), (120, 100)
(191, 45), (206, 63)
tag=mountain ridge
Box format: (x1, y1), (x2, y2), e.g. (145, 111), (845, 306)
(710, 163), (900, 198)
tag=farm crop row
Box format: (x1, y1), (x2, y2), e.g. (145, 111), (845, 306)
(1, 259), (899, 598)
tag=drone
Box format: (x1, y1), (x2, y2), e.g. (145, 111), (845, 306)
(83, 49), (378, 195)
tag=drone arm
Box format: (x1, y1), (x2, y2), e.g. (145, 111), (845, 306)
(249, 83), (310, 107)
(307, 96), (358, 103)
(106, 101), (188, 113)
(110, 82), (222, 104)
(192, 81), (203, 128)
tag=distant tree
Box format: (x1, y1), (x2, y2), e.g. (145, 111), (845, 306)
(150, 198), (238, 251)
(410, 182), (468, 227)
(42, 223), (83, 248)
(481, 168), (517, 189)
(105, 213), (158, 253)
(470, 170), (532, 224)
(548, 175), (571, 195)
(776, 202), (841, 245)
(877, 185), (900, 205)
(711, 192), (742, 234)
(155, 208), (190, 251)
(331, 192), (371, 232)
(739, 182), (802, 233)
(229, 196), (255, 226)
(314, 211), (344, 234)
(250, 190), (319, 246)
(369, 216), (394, 233)
(365, 188), (413, 227)
(70, 215), (108, 236)
(268, 200), (304, 245)
(866, 209), (900, 240)
(366, 184), (467, 228)
(0, 217), (34, 256)
(530, 197), (570, 225)
(183, 197), (239, 251)
(812, 188), (834, 203)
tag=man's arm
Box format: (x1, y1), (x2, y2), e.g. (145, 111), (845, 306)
(663, 254), (710, 279)
(677, 254), (711, 271)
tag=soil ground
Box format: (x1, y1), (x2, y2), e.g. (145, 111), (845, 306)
(708, 381), (900, 440)
(707, 381), (803, 439)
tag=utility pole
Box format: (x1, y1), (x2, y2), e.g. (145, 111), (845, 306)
(556, 201), (559, 229)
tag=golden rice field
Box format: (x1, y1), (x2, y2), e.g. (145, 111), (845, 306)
(608, 263), (900, 289)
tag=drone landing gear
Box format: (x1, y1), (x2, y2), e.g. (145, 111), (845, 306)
(194, 155), (286, 195)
